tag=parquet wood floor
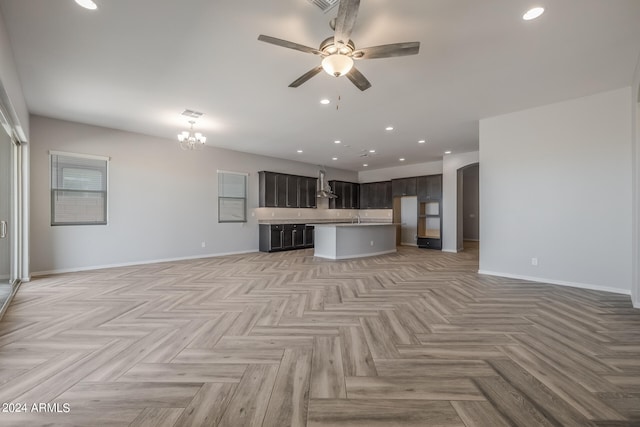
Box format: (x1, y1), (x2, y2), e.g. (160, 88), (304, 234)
(1, 243), (639, 426)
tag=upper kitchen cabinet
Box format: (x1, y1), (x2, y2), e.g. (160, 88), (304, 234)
(392, 177), (417, 197)
(328, 181), (360, 209)
(259, 171), (317, 208)
(360, 181), (392, 209)
(417, 174), (442, 200)
(298, 176), (317, 208)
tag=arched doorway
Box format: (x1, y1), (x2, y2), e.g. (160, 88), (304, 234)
(456, 163), (479, 252)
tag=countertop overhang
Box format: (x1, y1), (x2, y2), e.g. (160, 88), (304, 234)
(258, 219), (394, 225)
(310, 222), (399, 227)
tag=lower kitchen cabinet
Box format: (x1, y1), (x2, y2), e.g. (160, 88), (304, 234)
(259, 224), (314, 252)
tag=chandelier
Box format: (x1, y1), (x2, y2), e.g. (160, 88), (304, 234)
(178, 120), (206, 150)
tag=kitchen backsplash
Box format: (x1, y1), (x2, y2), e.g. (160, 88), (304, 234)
(254, 207), (392, 222)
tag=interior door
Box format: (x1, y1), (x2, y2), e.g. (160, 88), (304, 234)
(0, 124), (16, 305)
(400, 196), (418, 245)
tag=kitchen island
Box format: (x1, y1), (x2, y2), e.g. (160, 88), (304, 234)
(311, 222), (397, 260)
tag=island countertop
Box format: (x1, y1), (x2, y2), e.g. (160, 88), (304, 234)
(258, 219), (393, 225)
(310, 222), (398, 227)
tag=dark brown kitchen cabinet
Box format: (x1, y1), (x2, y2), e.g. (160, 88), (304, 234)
(417, 174), (442, 200)
(359, 181), (392, 209)
(392, 177), (417, 197)
(328, 180), (359, 209)
(304, 225), (314, 247)
(259, 171), (317, 208)
(285, 175), (299, 207)
(298, 177), (318, 208)
(416, 174), (443, 250)
(276, 173), (287, 207)
(259, 224), (313, 252)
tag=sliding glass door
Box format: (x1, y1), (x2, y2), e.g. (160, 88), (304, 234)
(0, 121), (17, 310)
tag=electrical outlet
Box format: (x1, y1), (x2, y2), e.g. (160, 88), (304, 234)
(370, 240), (374, 246)
(531, 257), (538, 266)
(297, 212), (301, 216)
(271, 212), (275, 217)
(201, 241), (206, 248)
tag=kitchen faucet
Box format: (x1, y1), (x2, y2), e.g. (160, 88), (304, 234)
(352, 215), (361, 224)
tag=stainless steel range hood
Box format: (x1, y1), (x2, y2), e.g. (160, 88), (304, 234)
(316, 169), (337, 199)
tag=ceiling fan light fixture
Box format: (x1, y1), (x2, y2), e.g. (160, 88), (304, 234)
(322, 54), (354, 77)
(75, 0), (97, 10)
(523, 7), (544, 20)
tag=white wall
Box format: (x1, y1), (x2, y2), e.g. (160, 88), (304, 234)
(358, 161), (442, 183)
(442, 151), (479, 252)
(479, 88), (633, 295)
(0, 9), (28, 140)
(29, 115), (357, 274)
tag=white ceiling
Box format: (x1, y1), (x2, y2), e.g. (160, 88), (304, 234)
(1, 0), (639, 171)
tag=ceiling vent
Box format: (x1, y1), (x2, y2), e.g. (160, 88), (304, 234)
(181, 109), (204, 119)
(307, 0), (339, 13)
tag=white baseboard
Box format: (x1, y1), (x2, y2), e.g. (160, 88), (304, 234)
(400, 243), (418, 247)
(31, 249), (258, 277)
(442, 249), (457, 253)
(478, 270), (631, 296)
(315, 249), (397, 260)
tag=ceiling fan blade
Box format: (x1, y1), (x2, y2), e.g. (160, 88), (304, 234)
(353, 41), (420, 59)
(334, 0), (360, 47)
(258, 35), (322, 55)
(289, 65), (324, 88)
(346, 66), (371, 91)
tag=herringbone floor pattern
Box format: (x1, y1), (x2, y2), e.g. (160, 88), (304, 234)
(1, 243), (639, 426)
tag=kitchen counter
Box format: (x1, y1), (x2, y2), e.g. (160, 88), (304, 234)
(258, 219), (392, 225)
(311, 222), (398, 227)
(313, 222), (397, 260)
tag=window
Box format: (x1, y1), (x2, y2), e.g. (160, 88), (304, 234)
(50, 152), (109, 226)
(218, 170), (247, 223)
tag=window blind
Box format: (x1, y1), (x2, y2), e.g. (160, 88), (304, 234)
(218, 171), (247, 223)
(51, 153), (108, 225)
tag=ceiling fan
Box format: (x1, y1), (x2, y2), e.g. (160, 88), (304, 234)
(257, 0), (420, 91)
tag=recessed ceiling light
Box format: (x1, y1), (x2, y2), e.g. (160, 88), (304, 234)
(399, 158), (405, 162)
(418, 140), (426, 144)
(320, 99), (330, 105)
(297, 150), (303, 153)
(444, 151), (452, 155)
(363, 164), (368, 167)
(332, 157), (338, 161)
(75, 0), (97, 10)
(385, 126), (394, 131)
(369, 149), (376, 153)
(334, 140), (341, 144)
(523, 7), (544, 20)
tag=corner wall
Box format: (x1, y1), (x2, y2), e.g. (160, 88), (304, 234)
(442, 151), (479, 252)
(479, 88), (633, 295)
(29, 116), (357, 274)
(633, 53), (640, 308)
